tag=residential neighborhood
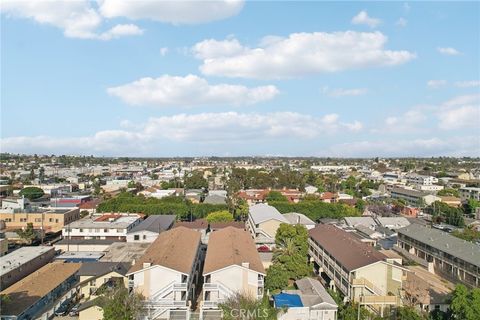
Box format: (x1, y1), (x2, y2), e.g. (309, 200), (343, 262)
(1, 1), (479, 320)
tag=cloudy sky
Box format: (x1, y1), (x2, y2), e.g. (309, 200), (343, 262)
(1, 1), (479, 157)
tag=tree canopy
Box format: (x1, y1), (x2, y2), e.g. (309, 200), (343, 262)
(206, 210), (234, 223)
(265, 191), (288, 203)
(19, 186), (44, 200)
(99, 285), (144, 320)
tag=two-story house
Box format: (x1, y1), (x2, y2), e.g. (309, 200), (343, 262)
(126, 227), (202, 320)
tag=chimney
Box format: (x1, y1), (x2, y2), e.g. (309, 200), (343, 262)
(242, 262), (250, 269)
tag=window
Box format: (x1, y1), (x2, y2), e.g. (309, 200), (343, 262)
(104, 229), (108, 233)
(49, 218), (53, 222)
(20, 218), (27, 222)
(143, 235), (146, 240)
(5, 218), (11, 222)
(35, 218), (42, 222)
(134, 235), (140, 241)
(79, 229), (83, 232)
(55, 219), (59, 223)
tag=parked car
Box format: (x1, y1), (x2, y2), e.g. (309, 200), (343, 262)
(69, 304), (80, 316)
(54, 302), (70, 316)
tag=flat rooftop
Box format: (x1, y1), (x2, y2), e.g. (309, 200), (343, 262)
(56, 251), (104, 260)
(66, 214), (139, 229)
(0, 246), (54, 276)
(100, 242), (151, 263)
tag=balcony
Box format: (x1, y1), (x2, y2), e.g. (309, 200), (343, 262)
(147, 299), (187, 308)
(173, 283), (188, 290)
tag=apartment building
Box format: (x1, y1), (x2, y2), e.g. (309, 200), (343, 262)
(396, 224), (480, 287)
(0, 262), (81, 320)
(127, 227), (202, 320)
(62, 213), (141, 241)
(308, 225), (405, 315)
(246, 203), (290, 248)
(390, 187), (440, 206)
(126, 214), (176, 243)
(77, 262), (130, 300)
(201, 227), (265, 318)
(459, 187), (480, 201)
(406, 174), (438, 186)
(0, 246), (56, 289)
(0, 208), (80, 233)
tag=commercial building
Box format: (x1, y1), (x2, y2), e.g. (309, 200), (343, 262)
(396, 224), (480, 287)
(246, 203), (290, 248)
(0, 246), (56, 289)
(308, 225), (406, 315)
(201, 227), (265, 318)
(50, 195), (91, 208)
(0, 208), (80, 233)
(390, 187), (440, 206)
(126, 215), (176, 243)
(0, 262), (81, 320)
(459, 187), (480, 201)
(127, 227), (202, 320)
(62, 213), (141, 241)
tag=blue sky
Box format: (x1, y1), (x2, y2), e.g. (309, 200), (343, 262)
(1, 1), (479, 157)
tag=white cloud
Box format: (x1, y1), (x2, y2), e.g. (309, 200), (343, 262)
(396, 18), (408, 27)
(107, 74), (279, 107)
(326, 136), (480, 157)
(322, 87), (368, 97)
(160, 47), (169, 56)
(437, 94), (480, 130)
(98, 0), (244, 25)
(0, 112), (363, 155)
(98, 24), (143, 40)
(351, 11), (381, 28)
(437, 47), (461, 56)
(193, 31), (415, 79)
(427, 80), (447, 89)
(1, 0), (143, 40)
(455, 80), (480, 88)
(1, 0), (243, 39)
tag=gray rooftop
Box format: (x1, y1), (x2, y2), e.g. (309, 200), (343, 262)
(128, 215), (176, 234)
(284, 213), (315, 226)
(344, 217), (376, 228)
(398, 224), (480, 267)
(391, 187), (427, 197)
(376, 217), (410, 229)
(0, 246), (54, 276)
(77, 262), (130, 277)
(203, 194), (227, 205)
(294, 277), (338, 308)
(249, 204), (289, 224)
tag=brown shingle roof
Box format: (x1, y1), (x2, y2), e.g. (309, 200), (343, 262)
(309, 224), (386, 272)
(173, 219), (208, 230)
(203, 227), (265, 275)
(210, 221), (245, 230)
(0, 262), (82, 316)
(128, 226), (201, 274)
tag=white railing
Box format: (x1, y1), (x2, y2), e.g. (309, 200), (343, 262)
(146, 299), (187, 308)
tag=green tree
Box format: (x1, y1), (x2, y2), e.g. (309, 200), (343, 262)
(264, 264), (289, 292)
(266, 191), (288, 203)
(19, 186), (44, 200)
(17, 223), (37, 244)
(451, 225), (480, 242)
(437, 188), (460, 197)
(184, 171), (208, 189)
(463, 199), (480, 215)
(450, 284), (473, 320)
(273, 224), (310, 280)
(206, 210), (234, 223)
(99, 286), (144, 320)
(396, 306), (425, 320)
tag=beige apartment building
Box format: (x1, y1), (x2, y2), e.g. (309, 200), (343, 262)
(308, 225), (407, 316)
(0, 207), (80, 233)
(246, 203), (290, 248)
(201, 227), (265, 319)
(127, 227), (202, 320)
